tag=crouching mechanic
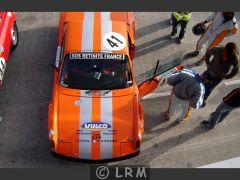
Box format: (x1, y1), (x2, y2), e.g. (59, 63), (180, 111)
(163, 69), (206, 123)
(203, 87), (240, 129)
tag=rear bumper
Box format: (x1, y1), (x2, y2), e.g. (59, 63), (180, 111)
(51, 141), (140, 161)
(51, 149), (140, 163)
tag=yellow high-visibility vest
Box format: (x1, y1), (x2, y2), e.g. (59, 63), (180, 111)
(173, 12), (191, 21)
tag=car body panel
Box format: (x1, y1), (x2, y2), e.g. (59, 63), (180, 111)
(48, 12), (180, 161)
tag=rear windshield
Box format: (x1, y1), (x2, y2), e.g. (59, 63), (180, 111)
(59, 52), (132, 90)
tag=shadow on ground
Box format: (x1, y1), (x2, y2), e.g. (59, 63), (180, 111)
(118, 125), (210, 165)
(0, 27), (89, 167)
(135, 35), (176, 58)
(136, 19), (171, 39)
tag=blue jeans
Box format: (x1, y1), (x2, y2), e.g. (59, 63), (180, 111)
(208, 102), (235, 128)
(171, 14), (189, 40)
(201, 71), (222, 102)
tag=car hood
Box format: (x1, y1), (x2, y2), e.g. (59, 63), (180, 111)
(57, 87), (136, 159)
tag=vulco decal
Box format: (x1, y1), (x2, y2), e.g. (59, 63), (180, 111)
(0, 57), (6, 81)
(81, 122), (111, 131)
(103, 32), (126, 51)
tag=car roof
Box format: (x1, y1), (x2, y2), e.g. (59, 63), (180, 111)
(64, 12), (134, 54)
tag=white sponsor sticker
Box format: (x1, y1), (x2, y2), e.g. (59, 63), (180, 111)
(81, 122), (111, 131)
(55, 46), (61, 67)
(103, 32), (126, 51)
(69, 52), (125, 60)
(0, 57), (6, 81)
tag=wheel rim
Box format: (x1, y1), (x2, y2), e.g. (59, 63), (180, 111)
(11, 26), (18, 46)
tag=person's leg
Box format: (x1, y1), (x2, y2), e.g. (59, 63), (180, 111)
(171, 15), (179, 36)
(204, 78), (222, 102)
(208, 102), (234, 128)
(218, 111), (231, 123)
(176, 99), (190, 123)
(167, 93), (180, 121)
(207, 31), (226, 50)
(196, 26), (212, 52)
(179, 20), (188, 40)
(169, 12), (173, 25)
(201, 72), (222, 103)
(165, 91), (174, 120)
(188, 26), (212, 56)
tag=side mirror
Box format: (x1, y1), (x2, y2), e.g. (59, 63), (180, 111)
(50, 64), (59, 71)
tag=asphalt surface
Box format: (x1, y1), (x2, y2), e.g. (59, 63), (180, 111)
(0, 12), (239, 168)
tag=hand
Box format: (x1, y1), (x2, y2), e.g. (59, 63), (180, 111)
(196, 21), (205, 26)
(159, 77), (167, 86)
(151, 76), (160, 83)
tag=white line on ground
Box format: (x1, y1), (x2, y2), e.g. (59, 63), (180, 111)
(198, 156), (240, 168)
(142, 92), (171, 100)
(224, 80), (240, 86)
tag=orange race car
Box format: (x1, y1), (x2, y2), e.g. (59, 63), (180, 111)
(48, 12), (182, 161)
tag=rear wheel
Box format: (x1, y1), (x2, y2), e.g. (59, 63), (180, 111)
(10, 22), (18, 51)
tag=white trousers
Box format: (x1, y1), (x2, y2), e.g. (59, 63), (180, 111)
(168, 93), (190, 121)
(196, 27), (218, 52)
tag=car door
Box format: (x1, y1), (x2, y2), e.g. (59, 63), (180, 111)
(137, 52), (184, 98)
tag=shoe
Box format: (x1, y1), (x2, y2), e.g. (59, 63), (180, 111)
(202, 120), (213, 129)
(177, 117), (188, 124)
(170, 33), (177, 39)
(177, 38), (183, 44)
(187, 51), (200, 57)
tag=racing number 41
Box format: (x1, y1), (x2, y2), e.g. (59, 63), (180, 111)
(107, 35), (123, 48)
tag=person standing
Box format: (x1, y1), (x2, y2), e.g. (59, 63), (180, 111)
(191, 12), (238, 56)
(164, 69), (205, 123)
(202, 87), (240, 129)
(170, 12), (191, 44)
(196, 42), (239, 106)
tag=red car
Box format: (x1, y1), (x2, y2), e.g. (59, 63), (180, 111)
(0, 12), (18, 86)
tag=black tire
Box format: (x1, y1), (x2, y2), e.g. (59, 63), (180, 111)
(10, 22), (18, 51)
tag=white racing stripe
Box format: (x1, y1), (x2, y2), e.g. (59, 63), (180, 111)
(100, 12), (113, 159)
(101, 12), (112, 52)
(79, 13), (94, 159)
(100, 91), (113, 159)
(82, 12), (94, 51)
(79, 90), (92, 159)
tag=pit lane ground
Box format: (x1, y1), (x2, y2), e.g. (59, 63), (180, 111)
(0, 12), (239, 168)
